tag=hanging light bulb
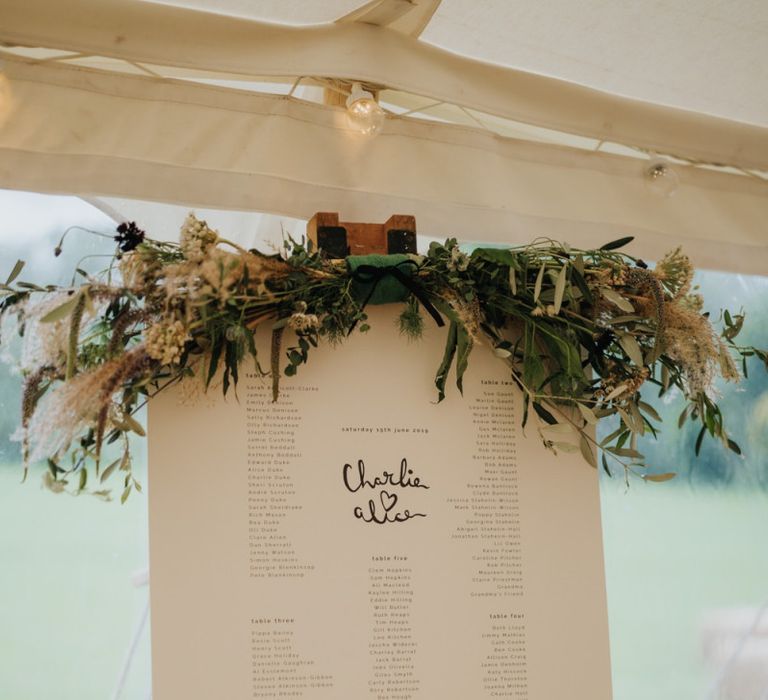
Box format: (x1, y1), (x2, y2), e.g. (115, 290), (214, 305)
(346, 82), (385, 136)
(644, 157), (679, 197)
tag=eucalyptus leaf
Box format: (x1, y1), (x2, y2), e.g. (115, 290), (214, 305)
(601, 288), (634, 313)
(123, 413), (146, 437)
(617, 407), (640, 433)
(570, 267), (593, 304)
(533, 263), (545, 302)
(638, 401), (662, 423)
(577, 403), (599, 425)
(553, 263), (567, 315)
(455, 324), (473, 395)
(580, 435), (597, 467)
(435, 321), (458, 403)
(100, 458), (121, 484)
(600, 236), (634, 251)
(601, 452), (612, 476)
(5, 259), (24, 285)
(471, 248), (515, 265)
(532, 402), (557, 425)
(643, 472), (677, 482)
(644, 342), (663, 365)
(629, 402), (646, 436)
(607, 447), (644, 459)
(607, 315), (642, 325)
(553, 441), (579, 453)
(695, 425), (706, 456)
(605, 383), (628, 401)
(39, 292), (81, 324)
(619, 333), (644, 366)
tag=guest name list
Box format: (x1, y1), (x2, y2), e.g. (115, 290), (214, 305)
(149, 307), (612, 698)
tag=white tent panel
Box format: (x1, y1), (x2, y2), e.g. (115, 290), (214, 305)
(1, 56), (765, 273)
(135, 0), (768, 125)
(423, 0), (768, 126)
(3, 0), (766, 170)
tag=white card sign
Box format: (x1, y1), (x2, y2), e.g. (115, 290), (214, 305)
(148, 306), (612, 698)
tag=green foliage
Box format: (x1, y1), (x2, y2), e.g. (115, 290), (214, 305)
(604, 270), (768, 487)
(2, 222), (766, 499)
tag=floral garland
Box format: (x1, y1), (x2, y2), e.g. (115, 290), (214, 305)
(1, 215), (764, 502)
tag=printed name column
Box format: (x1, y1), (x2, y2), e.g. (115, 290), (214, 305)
(250, 618), (334, 698)
(245, 379), (316, 579)
(481, 613), (528, 698)
(368, 557), (419, 699)
(450, 379), (523, 598)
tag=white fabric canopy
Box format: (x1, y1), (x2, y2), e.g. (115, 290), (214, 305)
(0, 0), (765, 272)
(3, 0), (765, 169)
(148, 0), (768, 127)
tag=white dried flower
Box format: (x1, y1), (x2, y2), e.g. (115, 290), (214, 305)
(288, 312), (320, 333)
(448, 246), (470, 272)
(179, 213), (219, 262)
(198, 250), (244, 306)
(119, 251), (155, 290)
(145, 320), (190, 365)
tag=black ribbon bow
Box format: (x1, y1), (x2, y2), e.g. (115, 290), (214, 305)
(348, 259), (445, 335)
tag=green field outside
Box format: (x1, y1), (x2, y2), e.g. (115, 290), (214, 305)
(0, 464), (151, 700)
(601, 480), (768, 699)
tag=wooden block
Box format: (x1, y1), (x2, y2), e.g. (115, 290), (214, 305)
(307, 213), (348, 258)
(386, 229), (417, 254)
(345, 221), (387, 255)
(307, 212), (417, 257)
(316, 226), (349, 258)
(306, 212), (340, 243)
(383, 215), (416, 232)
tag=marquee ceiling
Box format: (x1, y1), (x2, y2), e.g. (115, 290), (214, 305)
(146, 0), (768, 127)
(2, 0), (766, 169)
(0, 0), (766, 272)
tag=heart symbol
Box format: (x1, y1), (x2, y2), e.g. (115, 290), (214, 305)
(380, 490), (398, 512)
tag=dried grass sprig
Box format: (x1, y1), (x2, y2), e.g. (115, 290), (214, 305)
(19, 364), (60, 472)
(65, 293), (86, 380)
